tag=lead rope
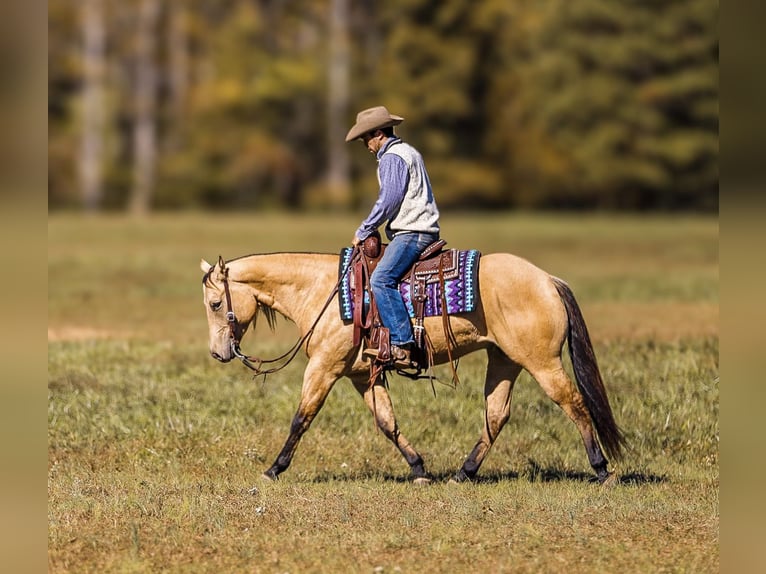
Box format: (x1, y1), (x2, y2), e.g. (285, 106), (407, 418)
(222, 248), (360, 379)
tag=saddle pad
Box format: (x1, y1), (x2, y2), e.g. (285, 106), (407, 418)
(338, 247), (480, 321)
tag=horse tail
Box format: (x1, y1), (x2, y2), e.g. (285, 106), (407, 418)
(551, 276), (626, 461)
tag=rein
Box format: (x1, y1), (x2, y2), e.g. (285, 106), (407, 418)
(219, 250), (360, 377)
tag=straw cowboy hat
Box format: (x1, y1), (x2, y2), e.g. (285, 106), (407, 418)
(345, 106), (404, 142)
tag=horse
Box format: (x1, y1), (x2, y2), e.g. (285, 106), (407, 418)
(200, 250), (625, 484)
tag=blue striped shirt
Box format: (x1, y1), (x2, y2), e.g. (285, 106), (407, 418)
(355, 137), (410, 241)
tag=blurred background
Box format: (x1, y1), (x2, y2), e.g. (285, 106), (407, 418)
(48, 0), (718, 215)
(43, 3), (725, 571)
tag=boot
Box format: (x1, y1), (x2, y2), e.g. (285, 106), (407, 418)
(390, 344), (416, 370)
(363, 344), (416, 369)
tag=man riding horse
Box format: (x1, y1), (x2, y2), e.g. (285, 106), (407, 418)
(200, 107), (625, 485)
(346, 106), (441, 370)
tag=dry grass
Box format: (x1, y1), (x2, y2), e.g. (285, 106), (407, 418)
(48, 212), (718, 573)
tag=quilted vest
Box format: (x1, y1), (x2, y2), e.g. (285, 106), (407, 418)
(379, 141), (440, 238)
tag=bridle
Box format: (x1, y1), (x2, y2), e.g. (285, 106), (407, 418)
(216, 251), (358, 377)
(219, 262), (259, 368)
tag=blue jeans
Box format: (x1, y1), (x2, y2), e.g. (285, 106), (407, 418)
(369, 232), (439, 347)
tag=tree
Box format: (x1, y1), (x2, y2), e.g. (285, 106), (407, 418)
(373, 1), (502, 206)
(325, 0), (351, 208)
(128, 0), (161, 216)
(48, 0), (718, 212)
(79, 0), (106, 211)
(165, 1), (190, 153)
(483, 0), (718, 209)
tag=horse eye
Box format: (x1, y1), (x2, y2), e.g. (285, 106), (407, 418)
(210, 301), (222, 312)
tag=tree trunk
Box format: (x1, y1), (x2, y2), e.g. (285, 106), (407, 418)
(79, 0), (106, 212)
(129, 0), (161, 216)
(165, 1), (188, 152)
(326, 0), (351, 209)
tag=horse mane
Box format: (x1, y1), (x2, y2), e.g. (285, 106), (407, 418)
(201, 261), (279, 332)
(204, 251), (337, 333)
(255, 304), (278, 332)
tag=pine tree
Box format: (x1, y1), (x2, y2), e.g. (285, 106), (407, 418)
(484, 0), (718, 209)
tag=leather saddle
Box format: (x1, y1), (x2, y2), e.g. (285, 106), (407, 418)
(350, 232), (459, 379)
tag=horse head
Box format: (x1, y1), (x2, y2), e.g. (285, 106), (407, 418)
(200, 256), (257, 362)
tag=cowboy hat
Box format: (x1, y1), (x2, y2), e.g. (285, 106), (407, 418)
(345, 106), (404, 142)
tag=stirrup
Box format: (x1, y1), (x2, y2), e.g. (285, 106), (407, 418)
(363, 345), (416, 370)
(362, 347), (380, 360)
(390, 345), (417, 370)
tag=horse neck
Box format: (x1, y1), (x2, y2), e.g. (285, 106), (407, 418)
(229, 253), (337, 328)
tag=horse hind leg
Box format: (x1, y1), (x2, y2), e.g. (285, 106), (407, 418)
(529, 363), (612, 483)
(452, 346), (523, 483)
(351, 376), (430, 484)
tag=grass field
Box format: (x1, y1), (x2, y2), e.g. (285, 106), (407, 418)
(48, 212), (718, 573)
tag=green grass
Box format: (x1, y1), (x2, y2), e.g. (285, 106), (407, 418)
(48, 212), (718, 572)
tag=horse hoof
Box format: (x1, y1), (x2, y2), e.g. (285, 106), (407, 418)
(261, 472), (277, 482)
(413, 476), (432, 486)
(448, 470), (471, 484)
(448, 476), (471, 485)
(599, 472), (618, 487)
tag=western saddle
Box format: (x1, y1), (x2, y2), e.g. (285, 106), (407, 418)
(350, 231), (460, 382)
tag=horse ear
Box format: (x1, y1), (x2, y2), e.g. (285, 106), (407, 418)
(200, 259), (212, 273)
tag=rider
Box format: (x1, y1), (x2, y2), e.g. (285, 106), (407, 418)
(346, 105), (441, 369)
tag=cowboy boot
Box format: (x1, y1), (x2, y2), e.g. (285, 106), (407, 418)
(390, 344), (416, 370)
(363, 343), (415, 369)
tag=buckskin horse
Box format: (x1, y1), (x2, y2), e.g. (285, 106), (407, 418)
(200, 250), (625, 484)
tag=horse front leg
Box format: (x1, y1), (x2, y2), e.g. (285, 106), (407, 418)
(351, 375), (431, 484)
(263, 362), (339, 481)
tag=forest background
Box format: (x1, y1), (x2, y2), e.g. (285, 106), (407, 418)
(48, 0), (718, 214)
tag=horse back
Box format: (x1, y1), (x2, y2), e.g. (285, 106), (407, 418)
(477, 253), (569, 347)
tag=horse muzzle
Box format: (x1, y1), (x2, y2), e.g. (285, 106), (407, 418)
(210, 339), (237, 362)
(210, 350), (232, 363)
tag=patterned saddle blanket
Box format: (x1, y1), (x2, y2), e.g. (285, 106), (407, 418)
(338, 246), (480, 321)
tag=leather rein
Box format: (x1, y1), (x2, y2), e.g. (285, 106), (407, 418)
(218, 251), (359, 377)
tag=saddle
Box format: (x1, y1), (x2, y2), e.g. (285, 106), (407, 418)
(349, 231), (462, 380)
